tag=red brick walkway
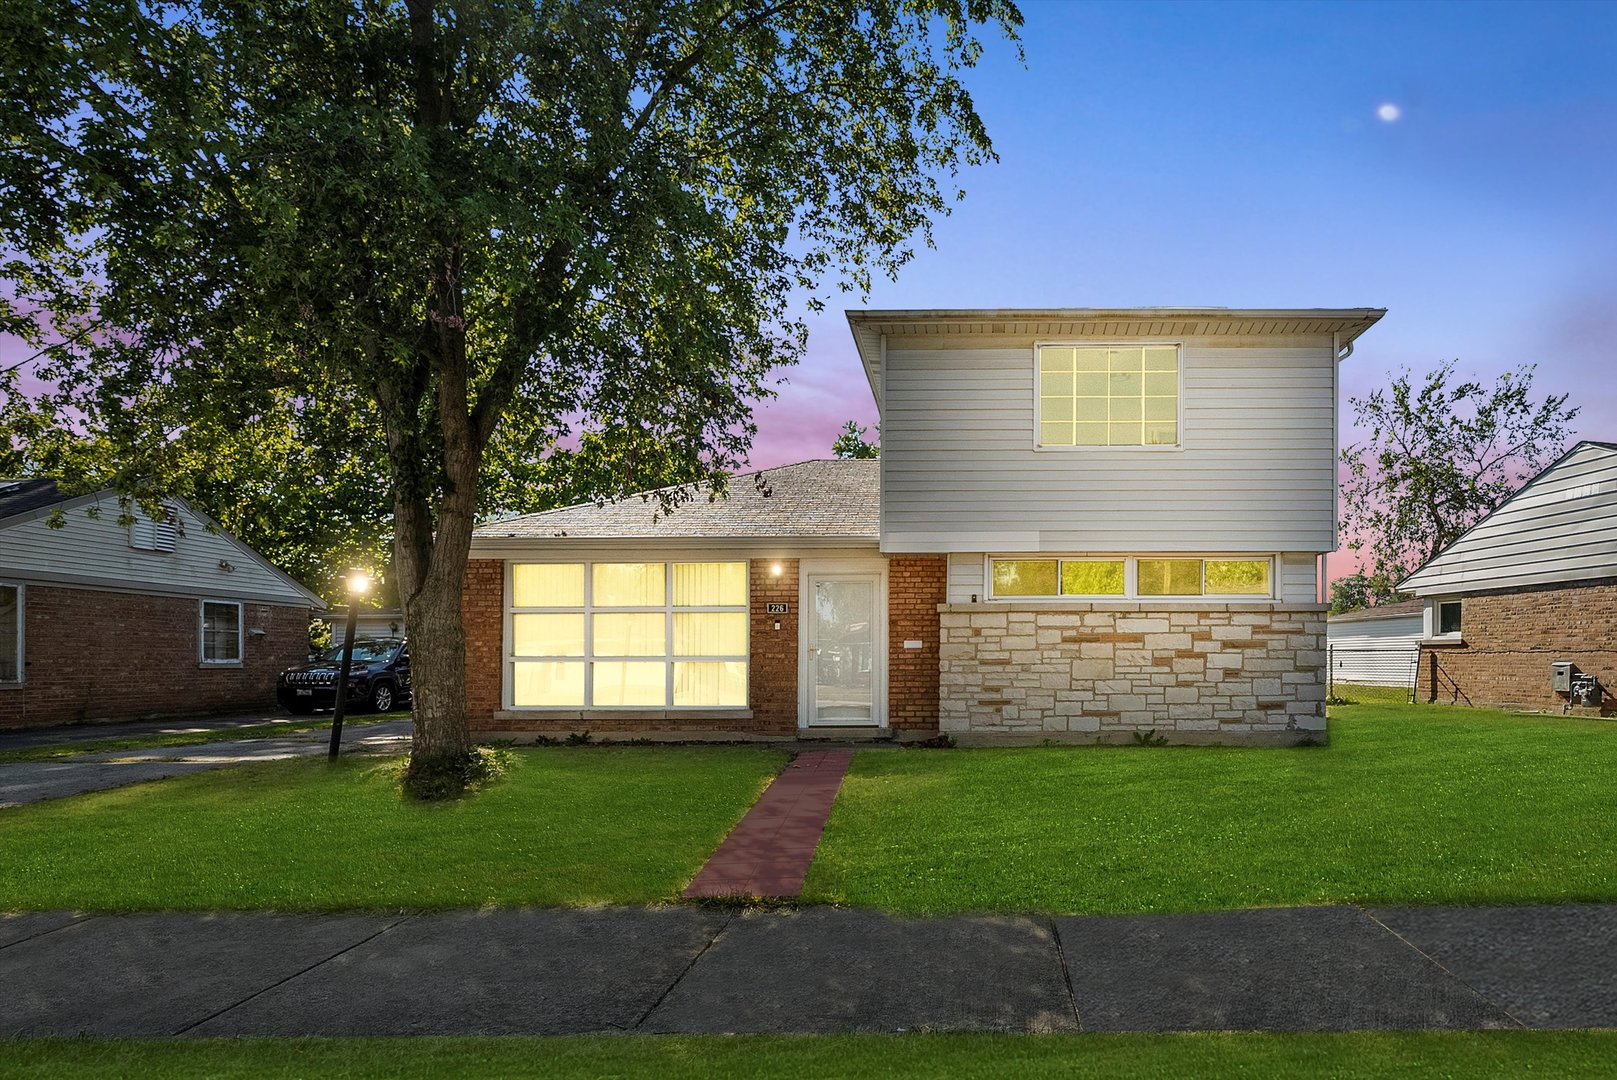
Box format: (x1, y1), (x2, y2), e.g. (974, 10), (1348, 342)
(682, 750), (854, 899)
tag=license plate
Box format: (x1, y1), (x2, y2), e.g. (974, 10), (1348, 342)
(295, 689), (313, 697)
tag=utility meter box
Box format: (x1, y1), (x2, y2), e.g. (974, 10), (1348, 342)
(1551, 662), (1577, 693)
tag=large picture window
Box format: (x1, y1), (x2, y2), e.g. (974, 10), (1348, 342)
(1038, 345), (1179, 447)
(990, 556), (1272, 599)
(509, 561), (748, 708)
(199, 600), (243, 664)
(0, 583), (21, 685)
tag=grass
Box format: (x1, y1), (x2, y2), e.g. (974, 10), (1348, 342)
(0, 747), (784, 911)
(1327, 682), (1416, 707)
(802, 702), (1617, 915)
(3, 1032), (1617, 1079)
(0, 713), (403, 765)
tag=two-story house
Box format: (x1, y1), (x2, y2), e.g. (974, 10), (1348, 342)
(463, 307), (1384, 744)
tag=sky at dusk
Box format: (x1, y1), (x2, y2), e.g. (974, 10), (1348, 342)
(752, 0), (1617, 535)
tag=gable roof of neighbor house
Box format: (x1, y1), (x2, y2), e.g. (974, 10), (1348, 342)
(473, 459), (880, 541)
(0, 479), (73, 523)
(846, 307), (1387, 405)
(0, 484), (326, 609)
(1327, 598), (1425, 624)
(1400, 441), (1617, 597)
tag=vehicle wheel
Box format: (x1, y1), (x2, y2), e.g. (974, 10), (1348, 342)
(369, 681), (396, 713)
(286, 700), (316, 716)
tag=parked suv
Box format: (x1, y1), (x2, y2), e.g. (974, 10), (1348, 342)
(278, 638), (411, 715)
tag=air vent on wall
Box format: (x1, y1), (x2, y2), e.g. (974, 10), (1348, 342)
(129, 505), (179, 553)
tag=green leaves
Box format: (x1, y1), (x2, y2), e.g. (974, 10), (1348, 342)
(2, 0), (1017, 759)
(1340, 361), (1579, 586)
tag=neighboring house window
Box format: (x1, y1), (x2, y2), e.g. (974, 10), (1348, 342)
(1437, 600), (1463, 637)
(1038, 345), (1179, 447)
(130, 504), (179, 552)
(990, 557), (1272, 599)
(509, 562), (748, 708)
(200, 600), (243, 664)
(0, 583), (21, 685)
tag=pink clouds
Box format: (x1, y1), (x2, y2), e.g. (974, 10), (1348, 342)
(745, 330), (879, 469)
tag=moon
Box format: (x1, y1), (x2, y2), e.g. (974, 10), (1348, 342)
(1377, 103), (1402, 123)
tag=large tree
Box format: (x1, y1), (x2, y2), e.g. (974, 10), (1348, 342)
(0, 0), (1019, 795)
(1339, 361), (1579, 589)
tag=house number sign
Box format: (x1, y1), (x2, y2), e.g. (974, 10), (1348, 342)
(766, 603), (790, 614)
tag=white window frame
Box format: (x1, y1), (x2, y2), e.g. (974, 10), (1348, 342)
(0, 581), (23, 688)
(985, 555), (1276, 601)
(1427, 598), (1464, 642)
(198, 599), (244, 666)
(504, 560), (751, 711)
(1032, 341), (1184, 452)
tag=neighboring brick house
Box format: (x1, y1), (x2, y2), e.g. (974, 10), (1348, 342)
(1400, 441), (1617, 714)
(466, 307), (1382, 744)
(0, 480), (325, 730)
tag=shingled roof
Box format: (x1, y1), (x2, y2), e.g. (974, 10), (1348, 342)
(474, 459), (880, 540)
(0, 479), (71, 524)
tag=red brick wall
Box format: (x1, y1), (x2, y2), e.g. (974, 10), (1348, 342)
(458, 554), (948, 738)
(0, 584), (310, 730)
(747, 558), (800, 735)
(887, 555), (946, 734)
(1417, 579), (1617, 711)
(463, 559), (505, 723)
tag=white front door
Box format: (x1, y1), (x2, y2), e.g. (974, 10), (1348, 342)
(805, 574), (882, 727)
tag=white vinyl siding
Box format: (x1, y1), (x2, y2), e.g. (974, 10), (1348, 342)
(0, 582), (21, 684)
(879, 339), (1338, 552)
(1326, 613), (1423, 687)
(199, 600), (243, 664)
(507, 561), (748, 709)
(1401, 443), (1617, 596)
(0, 497), (316, 608)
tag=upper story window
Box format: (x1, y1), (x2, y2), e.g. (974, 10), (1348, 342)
(1436, 600), (1462, 637)
(990, 556), (1271, 599)
(1038, 345), (1179, 448)
(200, 599), (243, 664)
(0, 583), (21, 685)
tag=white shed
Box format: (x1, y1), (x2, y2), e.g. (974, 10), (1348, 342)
(1327, 599), (1423, 687)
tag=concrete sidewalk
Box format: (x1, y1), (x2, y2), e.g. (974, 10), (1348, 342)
(3, 903), (1614, 1036)
(0, 720), (413, 809)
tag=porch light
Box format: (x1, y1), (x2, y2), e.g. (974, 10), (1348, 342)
(770, 563), (783, 577)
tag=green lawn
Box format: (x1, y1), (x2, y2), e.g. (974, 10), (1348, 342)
(0, 747), (784, 911)
(802, 703), (1617, 915)
(0, 713), (402, 765)
(4, 1032), (1616, 1079)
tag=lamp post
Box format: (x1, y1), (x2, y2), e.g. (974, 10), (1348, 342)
(328, 570), (370, 761)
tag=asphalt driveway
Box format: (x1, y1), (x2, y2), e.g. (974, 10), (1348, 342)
(0, 719), (412, 808)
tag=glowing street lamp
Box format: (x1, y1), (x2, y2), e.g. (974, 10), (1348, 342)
(328, 570), (372, 760)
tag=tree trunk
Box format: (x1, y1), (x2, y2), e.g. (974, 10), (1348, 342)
(402, 569), (472, 769)
(393, 427), (484, 799)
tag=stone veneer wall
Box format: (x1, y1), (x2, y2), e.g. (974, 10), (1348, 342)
(938, 603), (1326, 744)
(1417, 579), (1617, 713)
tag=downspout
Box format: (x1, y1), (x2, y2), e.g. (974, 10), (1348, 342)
(1324, 331), (1352, 604)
